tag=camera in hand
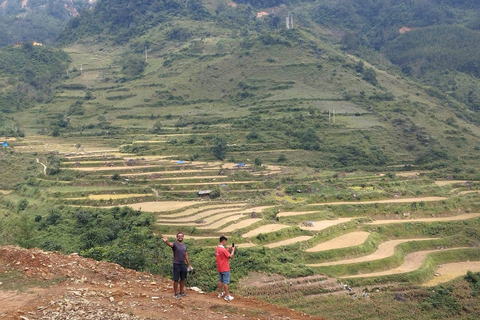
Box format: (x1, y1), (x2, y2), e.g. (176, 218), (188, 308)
(232, 243), (235, 247)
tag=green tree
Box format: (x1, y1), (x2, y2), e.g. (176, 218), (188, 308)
(212, 136), (227, 160)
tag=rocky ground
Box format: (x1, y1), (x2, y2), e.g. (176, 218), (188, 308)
(0, 246), (324, 320)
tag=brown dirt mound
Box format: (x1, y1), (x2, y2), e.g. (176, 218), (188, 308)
(0, 246), (324, 320)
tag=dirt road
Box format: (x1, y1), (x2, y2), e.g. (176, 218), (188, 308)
(0, 246), (324, 320)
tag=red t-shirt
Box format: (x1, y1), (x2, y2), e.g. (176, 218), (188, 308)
(215, 245), (231, 272)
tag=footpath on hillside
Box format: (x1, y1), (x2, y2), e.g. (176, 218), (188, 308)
(0, 246), (324, 320)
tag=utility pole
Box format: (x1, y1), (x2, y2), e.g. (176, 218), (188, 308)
(145, 46), (148, 61)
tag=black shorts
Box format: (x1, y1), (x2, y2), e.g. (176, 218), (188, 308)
(173, 263), (187, 281)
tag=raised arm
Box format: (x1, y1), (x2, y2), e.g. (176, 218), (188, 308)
(162, 235), (174, 248)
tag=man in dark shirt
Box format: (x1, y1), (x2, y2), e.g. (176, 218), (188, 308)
(162, 233), (192, 299)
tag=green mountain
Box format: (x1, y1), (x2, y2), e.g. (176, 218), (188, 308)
(3, 0), (478, 169)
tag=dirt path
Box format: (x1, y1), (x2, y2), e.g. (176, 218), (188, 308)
(367, 213), (480, 225)
(299, 218), (355, 231)
(341, 248), (468, 279)
(242, 224), (291, 238)
(36, 158), (47, 175)
(421, 261), (480, 287)
(265, 236), (313, 248)
(307, 238), (437, 267)
(305, 232), (370, 252)
(0, 246), (323, 320)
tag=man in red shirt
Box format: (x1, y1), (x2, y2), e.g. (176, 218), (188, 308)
(215, 235), (235, 301)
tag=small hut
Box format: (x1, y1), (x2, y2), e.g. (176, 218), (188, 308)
(198, 190), (212, 198)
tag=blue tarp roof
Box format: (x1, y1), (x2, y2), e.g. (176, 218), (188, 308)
(236, 163), (245, 166)
(2, 142), (7, 147)
(176, 160), (185, 163)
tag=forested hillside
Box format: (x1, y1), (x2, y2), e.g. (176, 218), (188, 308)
(0, 0), (96, 47)
(0, 42), (70, 137)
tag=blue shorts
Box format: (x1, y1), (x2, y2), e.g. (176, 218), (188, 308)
(218, 271), (230, 284)
(173, 263), (187, 281)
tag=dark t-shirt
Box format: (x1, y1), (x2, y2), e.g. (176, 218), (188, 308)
(172, 242), (187, 264)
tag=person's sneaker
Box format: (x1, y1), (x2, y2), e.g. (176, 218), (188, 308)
(224, 295), (234, 301)
(180, 291), (188, 297)
(173, 293), (181, 299)
(217, 292), (224, 298)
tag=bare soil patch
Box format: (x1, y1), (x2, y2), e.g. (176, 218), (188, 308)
(421, 261), (480, 287)
(305, 232), (370, 252)
(307, 238), (437, 267)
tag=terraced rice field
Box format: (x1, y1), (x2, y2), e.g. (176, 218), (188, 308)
(307, 197), (447, 206)
(299, 218), (355, 231)
(218, 218), (263, 233)
(126, 201), (201, 212)
(305, 232), (371, 252)
(242, 224), (291, 238)
(307, 238), (437, 267)
(341, 248), (468, 279)
(367, 213), (480, 225)
(277, 211), (320, 217)
(17, 141), (479, 290)
(87, 193), (153, 200)
(265, 236), (313, 248)
(421, 261), (480, 286)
